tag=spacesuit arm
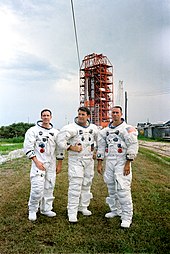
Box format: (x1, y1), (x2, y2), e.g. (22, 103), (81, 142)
(56, 140), (65, 160)
(57, 125), (77, 151)
(125, 127), (139, 161)
(96, 129), (107, 160)
(91, 125), (99, 159)
(56, 149), (65, 160)
(23, 128), (36, 159)
(94, 125), (99, 149)
(23, 127), (46, 170)
(94, 125), (99, 143)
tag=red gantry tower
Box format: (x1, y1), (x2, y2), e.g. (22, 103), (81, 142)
(80, 53), (114, 127)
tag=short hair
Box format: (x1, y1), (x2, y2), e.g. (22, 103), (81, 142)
(112, 106), (122, 113)
(78, 106), (91, 116)
(41, 109), (52, 116)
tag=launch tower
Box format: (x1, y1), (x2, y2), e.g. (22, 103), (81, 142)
(80, 53), (114, 127)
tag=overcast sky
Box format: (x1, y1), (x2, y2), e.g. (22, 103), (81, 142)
(0, 0), (169, 129)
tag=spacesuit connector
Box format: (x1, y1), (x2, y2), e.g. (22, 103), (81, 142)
(126, 154), (135, 161)
(25, 150), (36, 159)
(56, 152), (64, 160)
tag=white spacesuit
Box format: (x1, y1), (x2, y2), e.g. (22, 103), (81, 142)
(97, 120), (138, 225)
(57, 118), (98, 222)
(24, 120), (64, 217)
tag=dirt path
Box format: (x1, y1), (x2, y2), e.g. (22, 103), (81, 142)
(0, 149), (24, 164)
(139, 140), (170, 157)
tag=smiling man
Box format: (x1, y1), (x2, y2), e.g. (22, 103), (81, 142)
(97, 106), (139, 228)
(24, 109), (64, 221)
(57, 107), (98, 223)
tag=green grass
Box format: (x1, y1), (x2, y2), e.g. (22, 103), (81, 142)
(0, 150), (170, 253)
(0, 137), (23, 155)
(0, 143), (23, 155)
(0, 137), (24, 143)
(0, 138), (23, 155)
(138, 135), (169, 142)
(139, 147), (170, 164)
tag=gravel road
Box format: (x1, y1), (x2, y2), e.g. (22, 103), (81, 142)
(139, 140), (170, 157)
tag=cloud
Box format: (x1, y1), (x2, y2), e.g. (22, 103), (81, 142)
(0, 0), (169, 128)
(0, 51), (61, 82)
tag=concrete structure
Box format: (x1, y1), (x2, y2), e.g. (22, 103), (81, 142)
(137, 121), (170, 140)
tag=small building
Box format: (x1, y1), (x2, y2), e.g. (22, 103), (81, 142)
(137, 122), (150, 136)
(138, 121), (170, 140)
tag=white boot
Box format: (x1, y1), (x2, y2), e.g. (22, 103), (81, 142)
(78, 208), (92, 216)
(41, 211), (56, 217)
(28, 212), (37, 221)
(68, 214), (78, 223)
(105, 211), (118, 218)
(121, 220), (132, 228)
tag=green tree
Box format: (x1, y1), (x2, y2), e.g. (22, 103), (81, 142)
(0, 122), (35, 139)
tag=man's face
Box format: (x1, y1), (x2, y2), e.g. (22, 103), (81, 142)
(111, 108), (122, 121)
(41, 111), (52, 125)
(78, 110), (89, 126)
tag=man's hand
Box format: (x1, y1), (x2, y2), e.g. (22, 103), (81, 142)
(93, 151), (96, 160)
(124, 160), (131, 176)
(69, 144), (82, 152)
(32, 156), (45, 171)
(97, 160), (103, 175)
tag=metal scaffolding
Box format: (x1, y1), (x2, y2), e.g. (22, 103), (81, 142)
(80, 53), (114, 127)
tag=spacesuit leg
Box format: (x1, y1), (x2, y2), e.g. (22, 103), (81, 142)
(105, 182), (122, 215)
(40, 163), (56, 213)
(116, 172), (133, 222)
(67, 157), (84, 218)
(28, 169), (45, 213)
(67, 176), (83, 216)
(79, 159), (94, 211)
(104, 160), (122, 215)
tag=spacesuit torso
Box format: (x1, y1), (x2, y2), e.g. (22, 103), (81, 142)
(24, 121), (63, 169)
(97, 120), (138, 161)
(57, 118), (98, 159)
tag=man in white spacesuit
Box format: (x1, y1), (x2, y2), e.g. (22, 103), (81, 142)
(24, 109), (64, 221)
(57, 107), (98, 222)
(97, 106), (138, 228)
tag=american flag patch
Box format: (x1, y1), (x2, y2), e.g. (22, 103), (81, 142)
(126, 127), (136, 133)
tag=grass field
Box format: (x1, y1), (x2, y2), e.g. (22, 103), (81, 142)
(0, 148), (170, 254)
(0, 143), (23, 155)
(0, 138), (23, 155)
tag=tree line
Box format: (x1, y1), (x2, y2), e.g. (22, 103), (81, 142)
(0, 122), (35, 139)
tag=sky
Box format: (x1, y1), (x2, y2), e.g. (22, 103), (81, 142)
(0, 0), (170, 129)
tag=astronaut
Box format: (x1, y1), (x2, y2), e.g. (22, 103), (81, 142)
(97, 106), (138, 228)
(24, 109), (64, 221)
(57, 107), (98, 222)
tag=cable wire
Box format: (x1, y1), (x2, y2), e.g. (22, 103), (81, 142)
(70, 0), (81, 69)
